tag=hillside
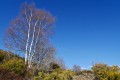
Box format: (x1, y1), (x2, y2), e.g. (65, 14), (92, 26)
(1, 49), (120, 80)
(0, 49), (26, 80)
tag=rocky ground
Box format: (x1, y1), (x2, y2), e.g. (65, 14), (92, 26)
(73, 73), (95, 80)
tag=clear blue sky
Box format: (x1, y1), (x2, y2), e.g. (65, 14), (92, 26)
(0, 0), (120, 69)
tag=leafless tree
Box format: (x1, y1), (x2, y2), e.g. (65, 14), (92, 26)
(72, 65), (81, 73)
(5, 3), (55, 68)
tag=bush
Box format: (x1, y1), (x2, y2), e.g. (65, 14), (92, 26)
(0, 53), (5, 62)
(34, 69), (74, 80)
(49, 62), (60, 70)
(0, 67), (24, 80)
(1, 57), (26, 76)
(92, 63), (120, 80)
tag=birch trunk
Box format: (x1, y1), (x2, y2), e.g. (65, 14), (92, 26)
(28, 20), (38, 68)
(25, 10), (32, 65)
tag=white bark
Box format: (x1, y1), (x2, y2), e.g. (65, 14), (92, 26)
(30, 23), (47, 62)
(25, 10), (32, 64)
(28, 19), (38, 68)
(31, 23), (41, 60)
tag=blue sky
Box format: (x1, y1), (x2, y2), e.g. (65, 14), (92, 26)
(0, 0), (120, 69)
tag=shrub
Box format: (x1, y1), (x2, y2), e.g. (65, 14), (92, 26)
(92, 63), (120, 80)
(0, 67), (24, 80)
(49, 62), (60, 70)
(1, 57), (26, 76)
(34, 69), (74, 80)
(0, 53), (5, 62)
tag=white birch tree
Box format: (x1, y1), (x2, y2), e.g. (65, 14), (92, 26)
(5, 3), (55, 68)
